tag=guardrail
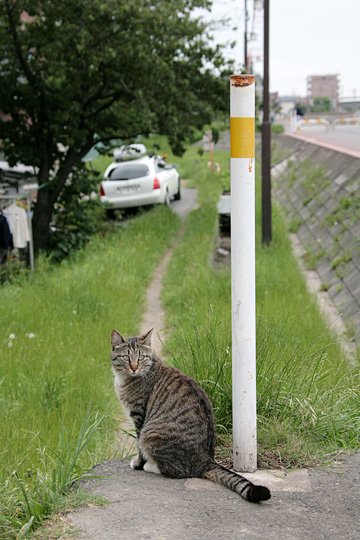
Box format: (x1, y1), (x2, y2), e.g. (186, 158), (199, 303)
(296, 117), (330, 131)
(331, 117), (360, 129)
(289, 110), (360, 132)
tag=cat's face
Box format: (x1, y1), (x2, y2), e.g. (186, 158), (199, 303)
(111, 329), (153, 378)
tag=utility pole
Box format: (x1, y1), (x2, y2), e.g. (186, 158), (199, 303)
(230, 74), (257, 472)
(244, 0), (248, 71)
(261, 0), (272, 244)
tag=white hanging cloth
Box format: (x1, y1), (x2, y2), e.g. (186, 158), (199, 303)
(3, 203), (30, 249)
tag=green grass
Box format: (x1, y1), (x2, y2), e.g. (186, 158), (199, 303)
(0, 206), (180, 538)
(162, 144), (360, 467)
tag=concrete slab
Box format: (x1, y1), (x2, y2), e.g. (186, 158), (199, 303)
(66, 454), (360, 540)
(241, 468), (311, 492)
(185, 468), (311, 494)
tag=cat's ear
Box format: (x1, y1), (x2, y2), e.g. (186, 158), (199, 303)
(138, 328), (153, 347)
(111, 330), (125, 349)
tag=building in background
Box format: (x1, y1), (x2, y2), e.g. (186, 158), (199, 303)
(307, 74), (339, 110)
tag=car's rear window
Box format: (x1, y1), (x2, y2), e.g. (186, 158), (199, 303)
(108, 163), (149, 181)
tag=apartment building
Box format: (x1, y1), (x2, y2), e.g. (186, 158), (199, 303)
(307, 74), (339, 110)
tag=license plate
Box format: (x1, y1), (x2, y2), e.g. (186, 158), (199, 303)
(118, 185), (139, 195)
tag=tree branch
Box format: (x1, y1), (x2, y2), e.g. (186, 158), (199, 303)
(86, 94), (121, 119)
(81, 64), (107, 110)
(4, 1), (37, 88)
(50, 140), (95, 202)
(81, 74), (133, 117)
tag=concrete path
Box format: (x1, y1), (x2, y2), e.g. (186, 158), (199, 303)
(67, 453), (360, 539)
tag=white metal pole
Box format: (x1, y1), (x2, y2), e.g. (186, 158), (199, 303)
(290, 109), (296, 133)
(26, 193), (35, 271)
(230, 74), (257, 472)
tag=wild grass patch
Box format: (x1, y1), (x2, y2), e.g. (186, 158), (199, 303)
(0, 206), (179, 538)
(162, 146), (360, 467)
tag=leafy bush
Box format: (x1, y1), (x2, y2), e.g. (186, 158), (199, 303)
(0, 255), (27, 285)
(271, 124), (285, 134)
(48, 166), (106, 262)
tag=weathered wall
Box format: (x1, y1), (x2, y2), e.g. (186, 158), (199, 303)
(273, 135), (360, 346)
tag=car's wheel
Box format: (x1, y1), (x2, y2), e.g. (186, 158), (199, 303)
(123, 207), (138, 217)
(164, 189), (171, 207)
(106, 209), (116, 220)
(174, 179), (181, 201)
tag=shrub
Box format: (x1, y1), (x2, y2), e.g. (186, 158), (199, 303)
(48, 166), (106, 262)
(271, 123), (285, 134)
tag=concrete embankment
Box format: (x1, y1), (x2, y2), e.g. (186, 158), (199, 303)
(272, 134), (360, 349)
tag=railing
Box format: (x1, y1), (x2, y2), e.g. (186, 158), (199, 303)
(289, 110), (360, 132)
(296, 117), (330, 131)
(331, 117), (360, 129)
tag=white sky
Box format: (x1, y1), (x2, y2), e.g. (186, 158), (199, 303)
(204, 0), (360, 98)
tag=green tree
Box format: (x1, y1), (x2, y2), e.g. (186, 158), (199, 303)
(0, 0), (230, 253)
(311, 97), (332, 113)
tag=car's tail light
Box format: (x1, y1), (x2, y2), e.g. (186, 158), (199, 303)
(153, 177), (161, 190)
(99, 183), (105, 197)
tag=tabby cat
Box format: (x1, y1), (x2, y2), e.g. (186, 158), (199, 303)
(111, 329), (271, 503)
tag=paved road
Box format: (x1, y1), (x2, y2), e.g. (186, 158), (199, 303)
(287, 125), (360, 157)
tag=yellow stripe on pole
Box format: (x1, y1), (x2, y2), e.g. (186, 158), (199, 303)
(230, 117), (255, 158)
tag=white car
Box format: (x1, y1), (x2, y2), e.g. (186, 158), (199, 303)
(99, 153), (181, 217)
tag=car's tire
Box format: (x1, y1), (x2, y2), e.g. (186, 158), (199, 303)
(123, 207), (138, 217)
(174, 179), (181, 201)
(106, 209), (116, 220)
(164, 189), (171, 207)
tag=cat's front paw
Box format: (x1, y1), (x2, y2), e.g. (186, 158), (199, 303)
(130, 456), (145, 470)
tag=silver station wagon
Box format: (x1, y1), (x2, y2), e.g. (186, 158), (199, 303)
(99, 146), (181, 217)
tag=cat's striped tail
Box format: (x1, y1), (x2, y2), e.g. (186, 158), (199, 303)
(202, 461), (271, 503)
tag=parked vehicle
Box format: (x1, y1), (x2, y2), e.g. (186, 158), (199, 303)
(99, 152), (181, 217)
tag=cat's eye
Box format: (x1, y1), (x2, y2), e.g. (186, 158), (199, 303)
(138, 355), (147, 361)
(122, 354), (130, 361)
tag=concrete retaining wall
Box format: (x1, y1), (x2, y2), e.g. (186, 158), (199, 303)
(273, 135), (360, 346)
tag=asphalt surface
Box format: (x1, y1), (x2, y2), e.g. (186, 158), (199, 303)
(67, 453), (360, 539)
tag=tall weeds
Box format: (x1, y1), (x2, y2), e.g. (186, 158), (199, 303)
(0, 206), (179, 538)
(163, 147), (360, 466)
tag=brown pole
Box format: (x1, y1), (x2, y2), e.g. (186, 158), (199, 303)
(261, 0), (272, 245)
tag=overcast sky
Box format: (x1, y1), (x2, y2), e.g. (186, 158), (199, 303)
(204, 0), (360, 98)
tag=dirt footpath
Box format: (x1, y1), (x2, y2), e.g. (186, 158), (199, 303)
(140, 185), (198, 355)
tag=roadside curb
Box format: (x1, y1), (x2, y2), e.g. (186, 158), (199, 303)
(287, 132), (360, 159)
